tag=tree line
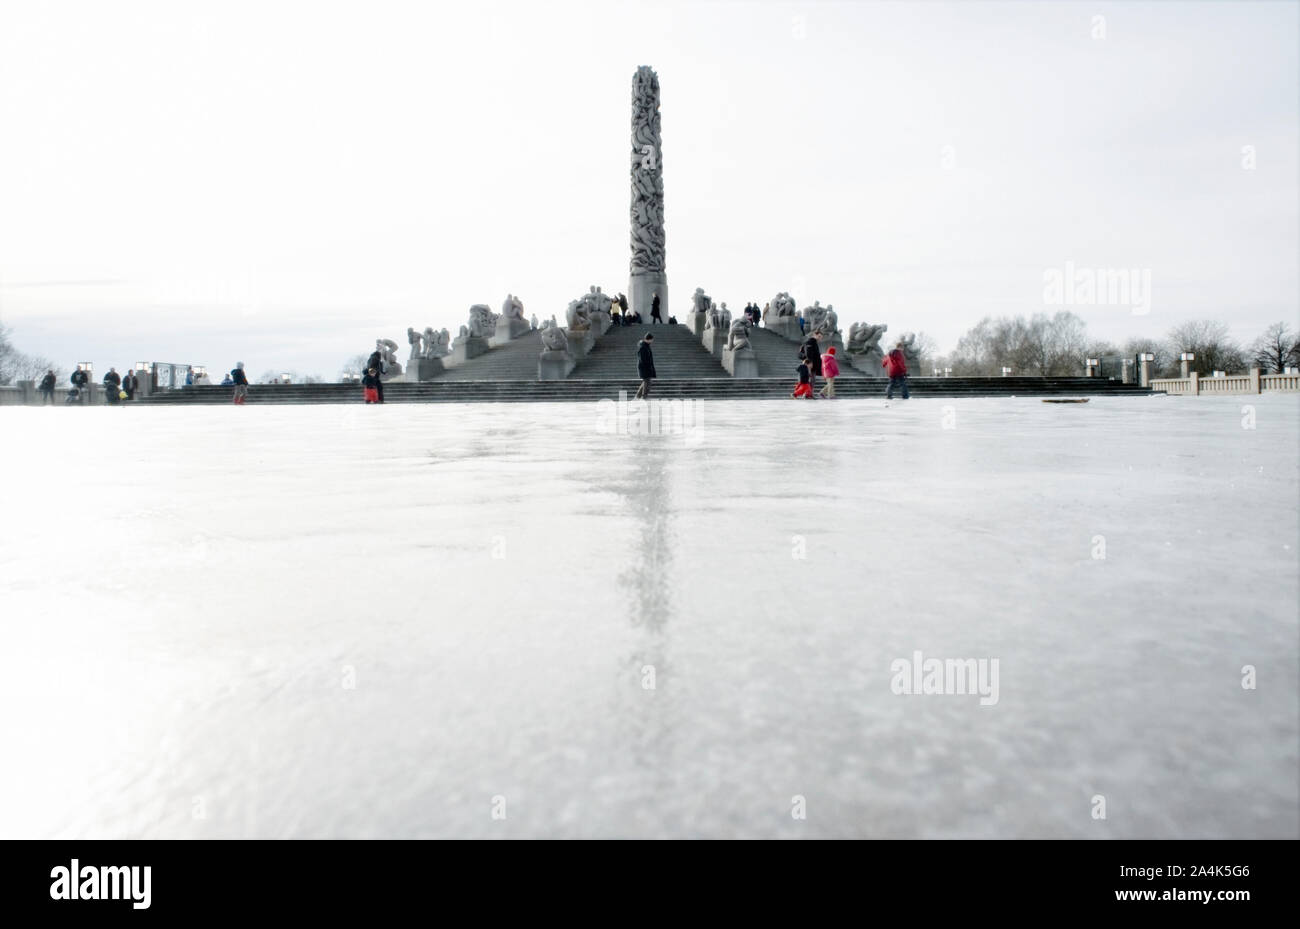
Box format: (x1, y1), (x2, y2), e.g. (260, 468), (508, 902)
(934, 314), (1299, 378)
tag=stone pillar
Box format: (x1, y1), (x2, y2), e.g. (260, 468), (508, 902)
(1189, 371), (1200, 395)
(1139, 357), (1151, 387)
(685, 310), (706, 339)
(538, 352), (575, 380)
(723, 348), (759, 378)
(1249, 366), (1261, 393)
(495, 316), (530, 343)
(1121, 360), (1133, 384)
(450, 336), (489, 366)
(16, 380), (35, 404)
(405, 357), (446, 381)
(629, 66), (667, 322)
(701, 326), (726, 359)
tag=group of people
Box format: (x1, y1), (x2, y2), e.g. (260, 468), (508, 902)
(610, 293), (666, 326)
(792, 334), (911, 400)
(42, 367), (142, 405)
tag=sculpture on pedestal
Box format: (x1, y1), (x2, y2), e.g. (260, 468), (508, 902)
(376, 338), (402, 377)
(727, 318), (751, 351)
(501, 294), (525, 322)
(770, 292), (797, 317)
(705, 302), (724, 331)
(540, 325), (570, 354)
(804, 301), (840, 339)
(566, 299), (592, 332)
(407, 327), (424, 361)
(530, 314), (538, 330)
(467, 304), (497, 338)
(424, 328), (451, 358)
(692, 287), (710, 315)
(847, 322), (888, 356)
(898, 332), (922, 372)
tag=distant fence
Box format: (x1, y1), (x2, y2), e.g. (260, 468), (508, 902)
(1151, 370), (1300, 395)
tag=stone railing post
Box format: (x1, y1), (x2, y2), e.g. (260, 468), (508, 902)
(1189, 371), (1199, 395)
(1249, 366), (1261, 394)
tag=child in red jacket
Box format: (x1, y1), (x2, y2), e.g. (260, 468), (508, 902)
(819, 346), (841, 398)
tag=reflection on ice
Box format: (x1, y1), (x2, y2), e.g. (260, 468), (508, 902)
(0, 396), (1295, 838)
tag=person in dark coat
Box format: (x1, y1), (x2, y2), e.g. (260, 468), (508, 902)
(38, 371), (56, 405)
(230, 361), (249, 404)
(792, 358), (814, 399)
(69, 367), (89, 403)
(365, 348), (386, 403)
(650, 294), (662, 324)
(618, 293), (628, 314)
(800, 331), (823, 395)
(103, 367), (122, 405)
(361, 367), (382, 404)
(121, 370), (138, 401)
(636, 332), (656, 400)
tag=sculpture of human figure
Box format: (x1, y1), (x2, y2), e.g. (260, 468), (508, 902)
(530, 314), (538, 330)
(727, 318), (751, 351)
(407, 327), (424, 361)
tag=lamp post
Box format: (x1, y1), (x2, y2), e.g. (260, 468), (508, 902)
(943, 367), (952, 378)
(1085, 357), (1099, 378)
(1179, 352), (1195, 378)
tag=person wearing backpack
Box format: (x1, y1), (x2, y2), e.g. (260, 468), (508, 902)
(799, 330), (823, 396)
(883, 341), (910, 400)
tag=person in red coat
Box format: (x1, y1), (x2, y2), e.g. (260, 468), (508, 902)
(819, 346), (841, 398)
(883, 342), (910, 400)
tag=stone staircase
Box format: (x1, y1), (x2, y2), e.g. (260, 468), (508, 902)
(137, 376), (1157, 405)
(571, 322), (726, 380)
(429, 329), (545, 381)
(745, 326), (870, 378)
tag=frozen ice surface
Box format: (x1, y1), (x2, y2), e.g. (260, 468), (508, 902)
(1, 394), (1296, 839)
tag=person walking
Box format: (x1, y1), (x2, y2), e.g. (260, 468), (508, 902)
(365, 347), (386, 403)
(230, 361), (249, 404)
(361, 367), (382, 404)
(38, 370), (56, 405)
(103, 367), (122, 405)
(883, 341), (910, 400)
(650, 293), (662, 324)
(636, 332), (656, 400)
(819, 345), (840, 398)
(792, 357), (814, 399)
(121, 369), (138, 401)
(800, 330), (823, 397)
(618, 293), (629, 315)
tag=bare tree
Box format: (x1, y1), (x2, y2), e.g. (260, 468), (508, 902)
(948, 313), (1088, 376)
(0, 325), (58, 386)
(340, 354), (369, 380)
(1122, 337), (1175, 378)
(1249, 322), (1299, 373)
(1165, 319), (1245, 374)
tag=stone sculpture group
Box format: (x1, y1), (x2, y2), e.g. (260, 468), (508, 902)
(408, 326), (452, 361)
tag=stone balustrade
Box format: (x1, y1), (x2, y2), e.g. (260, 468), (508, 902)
(1150, 368), (1300, 395)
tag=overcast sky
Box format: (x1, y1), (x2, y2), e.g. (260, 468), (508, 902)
(1, 0), (1296, 377)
